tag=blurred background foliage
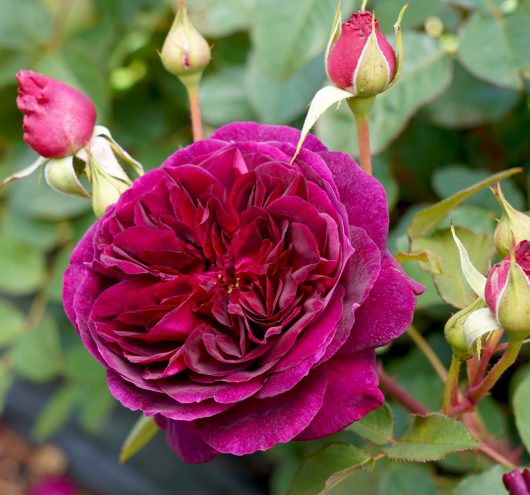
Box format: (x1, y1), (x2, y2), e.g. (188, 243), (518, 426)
(0, 0), (529, 493)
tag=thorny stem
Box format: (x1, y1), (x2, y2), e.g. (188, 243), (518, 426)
(442, 356), (460, 415)
(494, 337), (530, 354)
(408, 326), (448, 382)
(469, 337), (523, 403)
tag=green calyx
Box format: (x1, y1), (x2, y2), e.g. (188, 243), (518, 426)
(497, 254), (530, 340)
(444, 298), (486, 360)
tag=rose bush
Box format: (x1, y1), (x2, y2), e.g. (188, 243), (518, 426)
(64, 122), (422, 463)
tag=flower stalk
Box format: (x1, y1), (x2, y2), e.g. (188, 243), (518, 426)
(443, 356), (461, 415)
(348, 97), (375, 175)
(469, 336), (524, 403)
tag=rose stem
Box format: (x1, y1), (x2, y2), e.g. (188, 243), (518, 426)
(377, 364), (428, 415)
(494, 337), (530, 353)
(408, 326), (448, 382)
(347, 97), (375, 176)
(187, 82), (203, 142)
(468, 337), (523, 403)
(355, 115), (372, 175)
(442, 356), (461, 415)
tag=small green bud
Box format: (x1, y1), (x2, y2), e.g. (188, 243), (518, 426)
(492, 183), (530, 257)
(45, 156), (90, 198)
(160, 0), (211, 84)
(445, 298), (487, 360)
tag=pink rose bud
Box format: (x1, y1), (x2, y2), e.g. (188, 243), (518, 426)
(16, 70), (97, 158)
(485, 241), (530, 340)
(503, 468), (530, 495)
(326, 11), (396, 96)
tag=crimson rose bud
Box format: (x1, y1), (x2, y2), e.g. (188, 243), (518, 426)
(503, 468), (530, 495)
(16, 70), (97, 158)
(327, 11), (396, 96)
(485, 241), (530, 339)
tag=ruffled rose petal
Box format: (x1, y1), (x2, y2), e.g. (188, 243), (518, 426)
(195, 371), (327, 455)
(155, 416), (218, 464)
(340, 254), (424, 354)
(296, 351), (383, 439)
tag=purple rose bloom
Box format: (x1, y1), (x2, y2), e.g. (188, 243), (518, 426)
(63, 122), (422, 463)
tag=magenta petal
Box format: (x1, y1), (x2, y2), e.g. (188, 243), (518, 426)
(340, 254), (424, 354)
(155, 416), (218, 464)
(321, 150), (389, 251)
(211, 121), (327, 152)
(63, 225), (106, 364)
(196, 372), (327, 455)
(107, 371), (232, 420)
(296, 351), (383, 439)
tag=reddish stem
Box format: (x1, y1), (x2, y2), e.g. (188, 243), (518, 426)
(377, 365), (428, 416)
(355, 114), (372, 176)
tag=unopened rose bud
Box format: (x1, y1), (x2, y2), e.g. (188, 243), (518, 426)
(445, 298), (486, 360)
(16, 70), (96, 158)
(503, 468), (530, 495)
(326, 11), (396, 97)
(160, 0), (211, 84)
(493, 183), (530, 257)
(485, 241), (530, 340)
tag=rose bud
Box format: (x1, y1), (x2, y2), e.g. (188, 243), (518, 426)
(326, 10), (396, 97)
(16, 70), (97, 158)
(503, 468), (530, 495)
(493, 183), (530, 257)
(444, 298), (487, 360)
(160, 0), (211, 84)
(485, 241), (530, 340)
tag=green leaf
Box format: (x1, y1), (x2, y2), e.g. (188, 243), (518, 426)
(379, 463), (439, 495)
(0, 299), (25, 347)
(0, 235), (46, 295)
(0, 0), (53, 49)
(0, 364), (13, 413)
(433, 164), (525, 212)
(349, 403), (394, 446)
(2, 210), (62, 251)
(458, 4), (530, 90)
(120, 415), (159, 464)
(513, 371), (530, 454)
(13, 316), (64, 382)
(78, 384), (114, 433)
(252, 0), (337, 80)
(292, 84), (352, 160)
(32, 386), (77, 441)
(245, 55), (327, 126)
(424, 63), (519, 128)
(288, 443), (373, 495)
(187, 0), (257, 37)
(453, 465), (511, 495)
(316, 33), (452, 156)
(412, 227), (493, 309)
(9, 167), (90, 220)
(383, 413), (479, 462)
(200, 67), (256, 126)
(407, 168), (522, 238)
